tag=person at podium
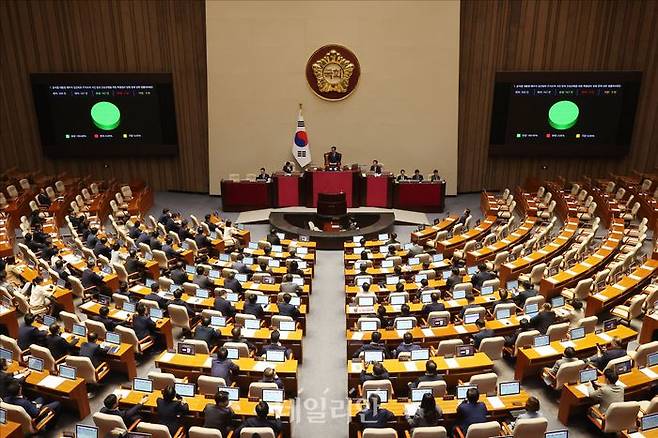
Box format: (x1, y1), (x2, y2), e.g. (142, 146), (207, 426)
(282, 161), (294, 174)
(325, 146), (342, 170)
(412, 169), (424, 181)
(370, 159), (383, 174)
(396, 169), (408, 182)
(430, 169), (442, 182)
(255, 167), (270, 182)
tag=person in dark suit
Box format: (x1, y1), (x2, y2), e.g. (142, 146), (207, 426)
(456, 209), (471, 225)
(360, 362), (390, 384)
(529, 303), (557, 334)
(86, 228), (99, 249)
(231, 254), (250, 275)
(162, 237), (182, 260)
(266, 228), (281, 245)
(158, 209), (171, 225)
(136, 230), (151, 246)
(236, 401), (283, 437)
(459, 293), (478, 319)
(79, 332), (108, 367)
(148, 232), (162, 251)
(170, 262), (188, 285)
(446, 268), (462, 290)
(81, 261), (105, 294)
(193, 266), (215, 290)
(406, 392), (443, 429)
(471, 263), (497, 290)
(5, 381), (61, 421)
(278, 293), (301, 320)
(194, 227), (212, 251)
(144, 283), (168, 310)
(101, 393), (144, 425)
(46, 323), (78, 360)
(282, 161), (294, 174)
(169, 288), (196, 318)
(472, 319), (495, 349)
(223, 272), (243, 294)
(93, 237), (112, 259)
(204, 214), (218, 232)
(203, 390), (235, 437)
(156, 385), (190, 436)
(370, 160), (383, 174)
(227, 326), (257, 353)
(261, 330), (292, 360)
(454, 387), (488, 434)
(124, 249), (146, 277)
(0, 358), (21, 398)
(259, 367), (284, 389)
(92, 306), (118, 332)
(128, 221), (142, 240)
(421, 292), (446, 316)
(356, 393), (395, 429)
(243, 293), (265, 319)
(396, 169), (408, 182)
(504, 318), (531, 347)
(326, 146), (342, 169)
(430, 169), (441, 182)
(132, 303), (157, 340)
(214, 288), (237, 317)
(409, 360), (444, 389)
(411, 169), (424, 181)
(17, 313), (46, 350)
(394, 332), (422, 357)
(194, 317), (221, 347)
(256, 168), (270, 182)
(211, 347), (240, 385)
(589, 337), (627, 370)
(513, 281), (539, 307)
(176, 220), (194, 242)
(352, 331), (391, 359)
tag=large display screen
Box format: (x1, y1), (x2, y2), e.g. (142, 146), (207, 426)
(31, 73), (178, 157)
(489, 71), (641, 157)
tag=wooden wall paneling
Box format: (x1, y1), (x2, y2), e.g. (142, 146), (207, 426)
(458, 0), (658, 193)
(0, 0), (209, 192)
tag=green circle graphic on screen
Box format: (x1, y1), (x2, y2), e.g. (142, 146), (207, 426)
(548, 100), (579, 130)
(90, 101), (121, 131)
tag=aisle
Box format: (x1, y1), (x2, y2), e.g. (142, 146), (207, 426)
(294, 250), (348, 437)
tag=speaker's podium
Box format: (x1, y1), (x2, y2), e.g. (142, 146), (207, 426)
(317, 192), (347, 231)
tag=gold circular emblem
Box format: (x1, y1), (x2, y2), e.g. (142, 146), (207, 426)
(306, 44), (360, 101)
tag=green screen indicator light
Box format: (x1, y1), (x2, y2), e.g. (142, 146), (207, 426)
(91, 101), (121, 131)
(548, 100), (579, 130)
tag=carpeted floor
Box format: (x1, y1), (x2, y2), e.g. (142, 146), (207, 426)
(45, 191), (626, 437)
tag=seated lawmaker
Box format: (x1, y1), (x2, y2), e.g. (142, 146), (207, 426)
(396, 169), (408, 181)
(256, 167), (270, 181)
(409, 360), (444, 389)
(5, 381), (61, 423)
(370, 160), (383, 174)
(278, 293), (301, 320)
(46, 323), (78, 360)
(79, 332), (109, 367)
(243, 293), (265, 319)
(587, 337), (626, 371)
(259, 367), (284, 389)
(360, 362), (389, 384)
(132, 303), (158, 340)
(471, 263), (497, 290)
(235, 401), (282, 437)
(194, 317), (221, 347)
(411, 169), (424, 181)
(430, 169), (442, 182)
(326, 146), (342, 169)
(211, 347), (240, 385)
(282, 161), (294, 174)
(394, 332), (422, 357)
(156, 385), (190, 436)
(356, 393), (395, 430)
(407, 392), (443, 429)
(203, 390), (235, 437)
(454, 387), (487, 434)
(101, 393), (145, 425)
(261, 330), (292, 360)
(18, 313), (46, 350)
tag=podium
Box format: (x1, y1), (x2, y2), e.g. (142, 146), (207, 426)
(394, 180), (446, 212)
(364, 172), (393, 207)
(273, 172), (302, 207)
(305, 169), (358, 207)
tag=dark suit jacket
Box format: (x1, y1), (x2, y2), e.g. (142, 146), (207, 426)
(18, 325), (45, 350)
(170, 298), (195, 317)
(353, 342), (391, 359)
(128, 226), (142, 239)
(236, 416), (282, 437)
(454, 401), (488, 433)
(360, 369), (390, 384)
(356, 407), (395, 429)
(411, 373), (444, 389)
(92, 314), (117, 332)
(473, 329), (495, 349)
(243, 302), (264, 319)
(156, 398), (189, 435)
(86, 233), (99, 249)
(203, 404), (234, 437)
(4, 395), (40, 418)
(224, 278), (243, 294)
(125, 257), (145, 275)
(149, 237), (163, 251)
(422, 302), (446, 316)
(266, 234), (281, 245)
(193, 274), (214, 290)
(170, 268), (187, 285)
(513, 288), (538, 307)
(93, 243), (112, 259)
(231, 262), (250, 274)
(446, 274), (462, 290)
(593, 348), (627, 370)
(471, 271), (497, 289)
(210, 358), (239, 385)
(100, 405), (142, 424)
(214, 297), (236, 317)
(195, 234), (212, 250)
(79, 341), (107, 367)
(529, 310), (557, 334)
(82, 268), (104, 288)
(46, 334), (76, 360)
(144, 292), (168, 310)
(194, 325), (221, 346)
(133, 315), (157, 340)
(278, 302), (300, 320)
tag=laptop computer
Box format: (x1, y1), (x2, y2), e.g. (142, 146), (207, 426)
(174, 382), (195, 397)
(262, 388), (284, 403)
(364, 350), (384, 363)
(133, 378), (153, 393)
(456, 384), (476, 399)
(365, 389), (388, 403)
(579, 368), (598, 384)
(76, 424), (98, 438)
(498, 381), (520, 396)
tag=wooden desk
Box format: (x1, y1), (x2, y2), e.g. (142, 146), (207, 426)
(7, 363), (90, 419)
(348, 392), (530, 438)
(118, 389), (293, 437)
(558, 364), (658, 424)
(154, 352), (299, 396)
(540, 219), (625, 298)
(515, 325), (637, 380)
(586, 259), (658, 316)
(344, 260), (450, 284)
(0, 305), (19, 338)
(465, 217), (538, 266)
(347, 353), (494, 394)
(78, 300), (175, 350)
(640, 312), (658, 344)
(1, 420), (23, 438)
(410, 216), (458, 246)
(436, 216), (497, 256)
(499, 218), (579, 283)
(480, 191), (500, 216)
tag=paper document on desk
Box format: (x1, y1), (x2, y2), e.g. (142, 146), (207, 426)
(79, 301), (95, 310)
(203, 357), (212, 368)
(630, 274), (643, 281)
(575, 383), (591, 396)
(455, 325), (468, 334)
(350, 362), (363, 373)
(628, 433), (645, 438)
(253, 361), (274, 372)
(403, 362), (417, 372)
(351, 332), (364, 341)
(487, 396), (505, 409)
(404, 403), (419, 417)
(597, 333), (613, 343)
(62, 254), (81, 264)
(38, 375), (66, 388)
(593, 293), (608, 301)
(421, 328), (435, 337)
(242, 329), (256, 337)
(113, 389), (131, 400)
(159, 352), (175, 363)
(616, 380), (627, 388)
(641, 368), (658, 379)
(113, 310), (130, 320)
(447, 300), (459, 307)
(445, 358), (459, 369)
(279, 331), (290, 340)
(534, 346), (558, 356)
(560, 341), (575, 348)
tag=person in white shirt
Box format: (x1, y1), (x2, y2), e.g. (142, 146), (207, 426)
(567, 299), (585, 327)
(222, 221), (238, 246)
(28, 277), (53, 310)
(110, 243), (127, 265)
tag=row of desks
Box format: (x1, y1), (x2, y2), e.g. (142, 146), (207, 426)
(465, 216), (538, 266)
